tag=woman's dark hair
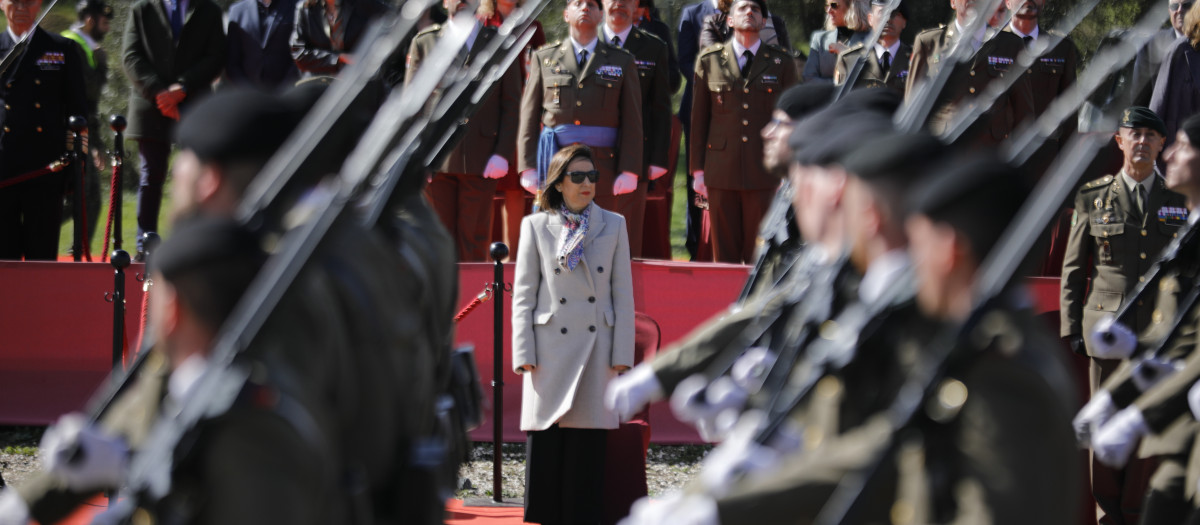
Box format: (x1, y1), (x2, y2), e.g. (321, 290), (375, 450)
(537, 143), (595, 211)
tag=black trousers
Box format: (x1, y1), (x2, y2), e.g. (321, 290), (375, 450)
(525, 425), (607, 525)
(0, 173), (64, 260)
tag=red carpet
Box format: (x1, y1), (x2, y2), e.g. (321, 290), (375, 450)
(50, 498), (531, 524)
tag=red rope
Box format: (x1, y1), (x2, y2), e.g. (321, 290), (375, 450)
(454, 289), (491, 323)
(0, 156), (69, 190)
(101, 158), (119, 262)
(78, 163), (91, 262)
(134, 278), (151, 356)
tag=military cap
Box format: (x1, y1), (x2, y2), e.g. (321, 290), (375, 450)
(791, 111), (892, 166)
(730, 0), (769, 17)
(75, 0), (112, 17)
(907, 152), (1029, 259)
(175, 88), (301, 165)
(840, 131), (945, 186)
(870, 0), (908, 20)
(834, 86), (903, 117)
(775, 84), (835, 120)
(1120, 106), (1167, 137)
(151, 215), (268, 329)
(1181, 114), (1200, 146)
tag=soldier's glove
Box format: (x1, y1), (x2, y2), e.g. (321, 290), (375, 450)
(1089, 316), (1136, 359)
(519, 168), (539, 194)
(0, 489), (30, 525)
(648, 165), (668, 180)
(692, 171), (708, 198)
(605, 363), (665, 422)
(672, 374), (747, 443)
(730, 347), (777, 394)
(1092, 406), (1149, 468)
(1073, 390), (1117, 448)
(620, 493), (719, 525)
(1188, 381), (1200, 421)
(483, 155), (509, 179)
(1132, 357), (1182, 392)
(1062, 334), (1086, 356)
(40, 413), (129, 492)
(699, 410), (788, 497)
(613, 172), (639, 195)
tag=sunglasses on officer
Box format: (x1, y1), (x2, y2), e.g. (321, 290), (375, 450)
(1171, 1), (1193, 11)
(566, 170), (600, 183)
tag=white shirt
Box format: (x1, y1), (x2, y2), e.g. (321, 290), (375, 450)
(874, 40), (900, 63)
(167, 353), (209, 407)
(1007, 23), (1039, 42)
(603, 24), (633, 48)
(859, 250), (910, 304)
(731, 38), (762, 71)
(954, 19), (986, 52)
(6, 27), (30, 43)
(571, 36), (598, 66)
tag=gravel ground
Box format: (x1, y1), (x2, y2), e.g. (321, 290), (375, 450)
(0, 427), (44, 489)
(455, 442), (710, 500)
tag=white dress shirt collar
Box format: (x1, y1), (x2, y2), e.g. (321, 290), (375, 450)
(571, 35), (598, 61)
(873, 40), (900, 61)
(731, 38), (762, 69)
(859, 249), (910, 304)
(1007, 23), (1039, 41)
(603, 24), (634, 47)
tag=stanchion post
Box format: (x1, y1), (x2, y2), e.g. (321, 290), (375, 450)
(110, 115), (126, 251)
(110, 249), (130, 372)
(69, 116), (87, 262)
(489, 241), (508, 503)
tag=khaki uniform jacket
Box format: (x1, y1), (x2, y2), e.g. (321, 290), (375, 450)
(610, 27), (672, 172)
(690, 41), (798, 191)
(512, 204), (636, 431)
(833, 41), (912, 96)
(405, 23), (520, 175)
(518, 39), (643, 179)
(1004, 29), (1078, 137)
(905, 25), (1035, 144)
(1060, 174), (1187, 355)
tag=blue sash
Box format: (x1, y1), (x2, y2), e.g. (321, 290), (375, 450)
(536, 124), (619, 191)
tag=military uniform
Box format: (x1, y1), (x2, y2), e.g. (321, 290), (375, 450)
(0, 27), (89, 260)
(62, 20), (110, 245)
(517, 38), (643, 240)
(690, 41), (797, 263)
(833, 41), (912, 96)
(406, 22), (520, 262)
(604, 26), (672, 259)
(905, 25), (1035, 144)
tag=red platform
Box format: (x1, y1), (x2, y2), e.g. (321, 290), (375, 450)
(0, 261), (1065, 444)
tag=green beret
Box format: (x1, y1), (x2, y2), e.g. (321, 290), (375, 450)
(1120, 106), (1166, 137)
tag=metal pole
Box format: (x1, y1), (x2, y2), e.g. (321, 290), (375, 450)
(110, 249), (130, 371)
(489, 241), (508, 503)
(69, 116), (87, 262)
(110, 115), (126, 251)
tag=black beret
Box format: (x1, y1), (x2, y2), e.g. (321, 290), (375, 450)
(175, 88), (301, 165)
(840, 131), (945, 187)
(834, 86), (903, 117)
(151, 215), (268, 328)
(1182, 114), (1200, 147)
(792, 111), (893, 166)
(870, 0), (908, 19)
(730, 0), (769, 17)
(76, 0), (112, 17)
(1120, 106), (1167, 137)
(906, 152), (1029, 259)
(775, 84), (835, 120)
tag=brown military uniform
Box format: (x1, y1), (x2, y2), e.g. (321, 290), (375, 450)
(605, 26), (673, 259)
(517, 38), (644, 250)
(833, 41), (912, 96)
(905, 25), (1035, 145)
(1006, 28), (1080, 179)
(690, 41), (798, 263)
(406, 23), (521, 262)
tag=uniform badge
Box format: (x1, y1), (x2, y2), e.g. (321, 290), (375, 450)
(1157, 206), (1189, 225)
(987, 56), (1013, 71)
(635, 60), (656, 70)
(1094, 197), (1103, 210)
(773, 57), (782, 65)
(761, 75), (779, 85)
(36, 52), (65, 71)
(597, 64), (623, 81)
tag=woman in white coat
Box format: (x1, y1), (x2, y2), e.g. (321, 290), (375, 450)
(512, 144), (636, 525)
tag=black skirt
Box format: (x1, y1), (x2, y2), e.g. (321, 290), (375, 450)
(524, 425), (608, 525)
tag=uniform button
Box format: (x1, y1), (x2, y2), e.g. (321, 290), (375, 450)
(1097, 304), (1103, 311)
(33, 79), (39, 85)
(607, 83), (613, 88)
(578, 83), (583, 88)
(1141, 229), (1148, 237)
(559, 297), (566, 304)
(743, 88), (749, 94)
(742, 103), (749, 109)
(1140, 253), (1147, 259)
(554, 268), (562, 274)
(35, 126), (41, 133)
(2, 126), (7, 133)
(1138, 300), (1145, 306)
(576, 101), (582, 107)
(1175, 232), (1180, 238)
(462, 117), (468, 124)
(588, 296), (595, 303)
(741, 136), (748, 142)
(561, 327), (568, 334)
(1139, 276), (1146, 282)
(589, 325), (596, 332)
(574, 120), (581, 125)
(609, 153), (614, 158)
(742, 119), (749, 126)
(3, 104), (8, 110)
(640, 72), (645, 77)
(969, 87), (976, 94)
(597, 266), (604, 273)
(969, 70), (976, 77)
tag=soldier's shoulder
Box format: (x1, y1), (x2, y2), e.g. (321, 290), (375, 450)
(605, 43), (636, 61)
(534, 41), (561, 54)
(1080, 174), (1115, 191)
(840, 42), (867, 56)
(916, 26), (945, 40)
(631, 27), (667, 48)
(762, 43), (791, 57)
(698, 42), (725, 58)
(415, 24), (441, 37)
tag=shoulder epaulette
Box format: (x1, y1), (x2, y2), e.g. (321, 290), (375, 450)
(842, 42), (866, 54)
(699, 43), (724, 56)
(763, 43), (790, 56)
(1081, 174), (1115, 191)
(919, 26), (944, 37)
(632, 27), (667, 47)
(416, 24), (441, 36)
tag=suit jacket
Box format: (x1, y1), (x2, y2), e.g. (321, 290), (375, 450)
(637, 17), (682, 93)
(690, 41), (798, 191)
(906, 25), (1036, 144)
(226, 0), (300, 90)
(607, 26), (671, 171)
(0, 28), (88, 179)
(121, 0), (227, 140)
(804, 27), (870, 85)
(512, 204), (635, 431)
(290, 0), (391, 77)
(1060, 173), (1187, 354)
(517, 39), (644, 179)
(1151, 38), (1200, 151)
(677, 0), (718, 129)
(1135, 27), (1181, 107)
(833, 40), (912, 95)
(406, 23), (520, 175)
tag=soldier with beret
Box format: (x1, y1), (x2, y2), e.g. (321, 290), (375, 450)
(406, 0), (521, 262)
(833, 0), (910, 96)
(1060, 106), (1187, 525)
(517, 0), (644, 253)
(61, 0), (113, 248)
(690, 0), (798, 264)
(0, 0), (89, 260)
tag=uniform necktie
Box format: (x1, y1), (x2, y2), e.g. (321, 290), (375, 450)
(1023, 35), (1033, 48)
(170, 0), (185, 43)
(1136, 184), (1147, 217)
(579, 49), (589, 68)
(611, 35), (621, 47)
(740, 50), (753, 78)
(880, 50), (891, 73)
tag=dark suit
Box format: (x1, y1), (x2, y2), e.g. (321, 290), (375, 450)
(123, 0), (226, 247)
(0, 28), (88, 260)
(906, 24), (1036, 145)
(406, 22), (520, 262)
(1151, 38), (1200, 152)
(290, 0), (391, 77)
(1134, 28), (1181, 107)
(833, 40), (912, 96)
(227, 0), (300, 90)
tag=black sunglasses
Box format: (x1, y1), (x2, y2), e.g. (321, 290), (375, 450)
(1171, 1), (1193, 11)
(566, 170), (600, 183)
(826, 2), (840, 9)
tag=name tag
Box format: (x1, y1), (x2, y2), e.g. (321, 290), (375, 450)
(36, 52), (64, 70)
(987, 56), (1013, 71)
(1158, 206), (1189, 225)
(1039, 57), (1066, 67)
(761, 75), (779, 85)
(635, 60), (655, 70)
(597, 64), (623, 80)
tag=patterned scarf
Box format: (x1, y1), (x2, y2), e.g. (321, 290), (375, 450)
(557, 205), (590, 271)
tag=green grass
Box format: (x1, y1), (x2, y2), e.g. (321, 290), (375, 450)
(2, 445), (37, 457)
(58, 162), (173, 260)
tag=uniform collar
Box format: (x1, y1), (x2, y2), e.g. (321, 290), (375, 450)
(571, 35), (598, 58)
(1007, 23), (1038, 41)
(859, 249), (910, 304)
(603, 24), (633, 47)
(873, 40), (900, 60)
(953, 18), (985, 51)
(1119, 169), (1155, 197)
(7, 26), (31, 42)
(731, 37), (761, 58)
